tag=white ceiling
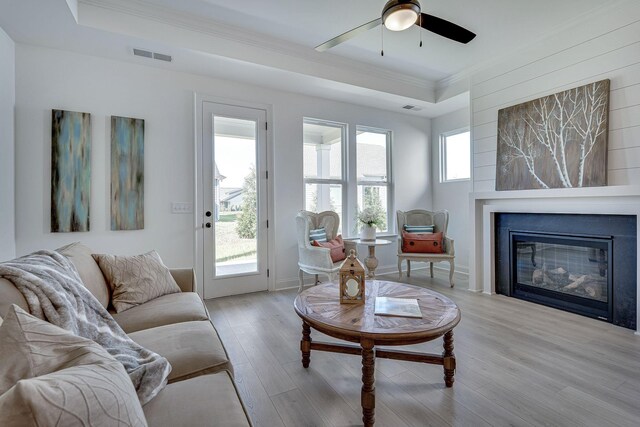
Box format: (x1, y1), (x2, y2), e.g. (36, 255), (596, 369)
(0, 0), (621, 117)
(144, 0), (613, 81)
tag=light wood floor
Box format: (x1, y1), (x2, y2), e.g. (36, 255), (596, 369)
(205, 270), (640, 427)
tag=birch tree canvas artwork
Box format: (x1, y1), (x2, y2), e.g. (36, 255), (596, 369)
(496, 80), (610, 190)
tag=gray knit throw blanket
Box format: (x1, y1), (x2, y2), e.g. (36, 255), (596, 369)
(0, 250), (171, 405)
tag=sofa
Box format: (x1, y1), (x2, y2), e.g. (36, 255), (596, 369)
(0, 242), (252, 426)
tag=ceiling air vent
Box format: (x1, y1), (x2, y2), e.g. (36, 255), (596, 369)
(402, 105), (422, 111)
(133, 48), (172, 62)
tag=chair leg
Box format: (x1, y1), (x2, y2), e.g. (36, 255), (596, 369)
(407, 260), (411, 277)
(298, 270), (304, 293)
(397, 258), (402, 278)
(449, 259), (455, 288)
(314, 274), (319, 286)
(430, 262), (434, 278)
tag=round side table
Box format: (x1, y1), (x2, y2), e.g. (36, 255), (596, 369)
(353, 239), (392, 278)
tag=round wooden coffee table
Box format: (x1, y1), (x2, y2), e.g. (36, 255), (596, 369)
(294, 280), (461, 427)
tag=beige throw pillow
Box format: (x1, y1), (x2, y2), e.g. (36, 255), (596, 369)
(93, 251), (181, 313)
(0, 305), (148, 426)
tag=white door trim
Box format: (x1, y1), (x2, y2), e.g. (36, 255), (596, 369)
(194, 93), (275, 299)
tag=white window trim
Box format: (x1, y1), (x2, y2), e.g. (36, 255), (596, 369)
(439, 127), (471, 183)
(356, 125), (393, 235)
(303, 120), (394, 238)
(303, 118), (348, 232)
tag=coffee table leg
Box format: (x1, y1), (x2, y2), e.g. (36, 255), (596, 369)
(443, 330), (456, 387)
(301, 322), (311, 368)
(361, 338), (375, 426)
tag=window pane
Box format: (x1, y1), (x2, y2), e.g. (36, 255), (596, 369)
(356, 130), (387, 182)
(444, 131), (470, 181)
(305, 183), (343, 233)
(357, 185), (388, 232)
(213, 116), (258, 276)
(303, 121), (343, 180)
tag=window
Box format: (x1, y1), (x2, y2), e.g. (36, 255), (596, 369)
(440, 130), (470, 182)
(303, 119), (345, 232)
(356, 127), (391, 233)
(303, 119), (393, 237)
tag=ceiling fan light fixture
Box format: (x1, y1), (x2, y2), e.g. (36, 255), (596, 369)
(382, 0), (420, 32)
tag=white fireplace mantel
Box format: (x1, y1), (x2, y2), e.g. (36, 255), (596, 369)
(468, 185), (640, 332)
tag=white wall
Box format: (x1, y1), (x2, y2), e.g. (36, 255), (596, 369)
(471, 1), (640, 192)
(431, 108), (471, 274)
(14, 44), (431, 290)
(0, 26), (15, 261)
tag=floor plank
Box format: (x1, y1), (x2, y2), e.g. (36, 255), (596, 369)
(205, 270), (640, 427)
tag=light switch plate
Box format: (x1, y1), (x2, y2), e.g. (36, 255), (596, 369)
(171, 202), (193, 214)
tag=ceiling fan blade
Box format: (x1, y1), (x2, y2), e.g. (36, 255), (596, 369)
(418, 13), (476, 44)
(315, 18), (382, 52)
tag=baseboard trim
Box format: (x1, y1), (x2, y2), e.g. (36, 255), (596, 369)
(276, 263), (470, 291)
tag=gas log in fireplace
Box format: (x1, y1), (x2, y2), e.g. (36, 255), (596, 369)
(495, 213), (637, 330)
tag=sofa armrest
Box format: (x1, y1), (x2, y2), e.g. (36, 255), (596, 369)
(170, 268), (196, 293)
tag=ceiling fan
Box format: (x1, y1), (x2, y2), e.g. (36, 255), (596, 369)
(315, 0), (476, 53)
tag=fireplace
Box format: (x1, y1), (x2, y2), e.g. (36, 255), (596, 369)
(495, 213), (637, 330)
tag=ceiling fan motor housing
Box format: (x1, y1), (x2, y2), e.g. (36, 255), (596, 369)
(382, 0), (421, 31)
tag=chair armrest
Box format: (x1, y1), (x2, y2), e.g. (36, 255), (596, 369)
(299, 245), (333, 270)
(170, 268), (196, 293)
(445, 237), (455, 256)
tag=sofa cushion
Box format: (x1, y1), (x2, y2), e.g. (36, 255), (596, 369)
(57, 242), (110, 309)
(93, 250), (181, 313)
(143, 372), (250, 427)
(112, 292), (209, 333)
(0, 305), (147, 426)
(130, 320), (232, 383)
(0, 278), (28, 318)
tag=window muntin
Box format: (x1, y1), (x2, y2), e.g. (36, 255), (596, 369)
(440, 130), (470, 182)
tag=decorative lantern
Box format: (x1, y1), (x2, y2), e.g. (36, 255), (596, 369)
(339, 250), (366, 304)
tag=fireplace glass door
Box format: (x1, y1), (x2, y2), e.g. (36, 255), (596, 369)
(511, 232), (613, 321)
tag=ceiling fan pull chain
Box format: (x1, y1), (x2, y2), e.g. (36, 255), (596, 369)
(380, 23), (384, 56)
(419, 14), (423, 47)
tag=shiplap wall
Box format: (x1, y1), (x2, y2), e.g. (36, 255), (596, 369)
(471, 1), (640, 192)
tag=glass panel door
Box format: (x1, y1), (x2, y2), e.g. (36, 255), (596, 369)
(201, 102), (268, 299)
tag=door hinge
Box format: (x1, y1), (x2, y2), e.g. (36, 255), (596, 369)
(266, 170), (268, 179)
(267, 269), (270, 278)
(266, 220), (269, 228)
(265, 122), (268, 130)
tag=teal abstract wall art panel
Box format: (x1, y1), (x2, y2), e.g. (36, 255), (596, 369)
(111, 116), (144, 230)
(51, 109), (91, 232)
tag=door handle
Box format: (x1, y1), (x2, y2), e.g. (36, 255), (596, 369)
(205, 222), (212, 228)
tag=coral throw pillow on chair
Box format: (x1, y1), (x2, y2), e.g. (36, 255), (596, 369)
(402, 231), (444, 254)
(312, 235), (347, 263)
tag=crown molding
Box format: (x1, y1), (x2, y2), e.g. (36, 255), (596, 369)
(78, 0), (435, 91)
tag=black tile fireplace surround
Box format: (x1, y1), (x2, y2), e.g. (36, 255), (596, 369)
(495, 213), (637, 330)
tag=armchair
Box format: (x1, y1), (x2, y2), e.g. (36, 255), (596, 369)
(296, 210), (356, 293)
(397, 209), (455, 287)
